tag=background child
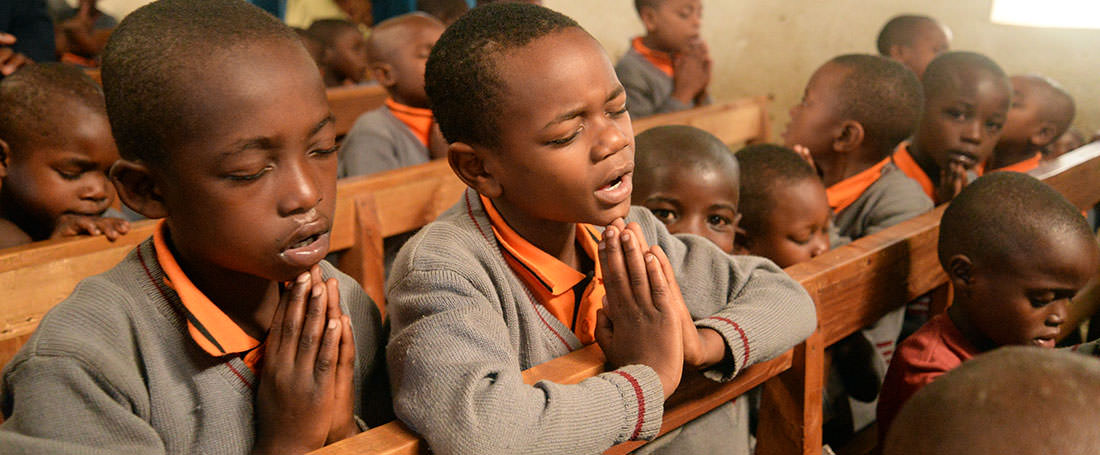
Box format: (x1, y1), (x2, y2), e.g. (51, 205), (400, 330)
(387, 4), (815, 454)
(735, 143), (829, 268)
(417, 0), (468, 25)
(0, 63), (129, 247)
(990, 74), (1075, 173)
(884, 346), (1100, 455)
(308, 18), (368, 86)
(632, 125), (740, 254)
(616, 0), (710, 118)
(0, 1), (388, 452)
(877, 172), (1100, 438)
(1047, 127), (1086, 162)
(339, 12), (445, 177)
(875, 14), (951, 78)
(893, 51), (1011, 204)
(294, 27), (327, 72)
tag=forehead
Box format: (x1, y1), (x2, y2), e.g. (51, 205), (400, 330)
(21, 106), (116, 163)
(809, 62), (851, 93)
(655, 0), (701, 10)
(911, 20), (949, 45)
(993, 228), (1099, 282)
(492, 28), (620, 122)
(928, 67), (1010, 108)
(646, 162), (738, 201)
(768, 179), (828, 219)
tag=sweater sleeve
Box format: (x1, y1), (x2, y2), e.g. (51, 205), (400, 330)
(632, 208), (817, 381)
(338, 111), (402, 178)
(385, 266), (664, 455)
(0, 354), (165, 454)
(861, 176), (934, 237)
(615, 55), (691, 119)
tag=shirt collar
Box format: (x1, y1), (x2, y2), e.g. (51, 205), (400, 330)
(386, 98), (434, 148)
(153, 221), (262, 361)
(891, 141), (935, 200)
(992, 152), (1042, 174)
(826, 157), (891, 213)
(631, 37), (674, 78)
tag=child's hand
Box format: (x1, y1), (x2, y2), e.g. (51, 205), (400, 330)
(596, 223), (683, 399)
(51, 214), (130, 241)
(935, 159), (968, 204)
(254, 266), (356, 454)
(0, 33), (30, 76)
(647, 245), (728, 370)
(671, 39), (710, 105)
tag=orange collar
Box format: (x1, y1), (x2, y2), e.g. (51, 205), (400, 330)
(481, 195), (605, 344)
(153, 221), (264, 370)
(632, 37), (674, 78)
(892, 141), (935, 200)
(992, 152), (1042, 174)
(386, 98), (433, 148)
(826, 157), (891, 213)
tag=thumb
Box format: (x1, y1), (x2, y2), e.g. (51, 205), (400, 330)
(0, 33), (15, 45)
(594, 308), (613, 348)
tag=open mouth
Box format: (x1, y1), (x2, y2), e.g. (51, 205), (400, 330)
(594, 170), (633, 206)
(600, 175), (624, 192)
(289, 233), (322, 250)
(1032, 336), (1056, 348)
(947, 151), (978, 168)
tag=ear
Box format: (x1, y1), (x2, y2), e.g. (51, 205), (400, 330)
(448, 142), (503, 198)
(832, 120), (865, 153)
(109, 160), (168, 219)
(639, 6), (659, 33)
(1030, 121), (1060, 148)
(0, 138), (9, 178)
(947, 254), (974, 289)
(370, 62), (395, 89)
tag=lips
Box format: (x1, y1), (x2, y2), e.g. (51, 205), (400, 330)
(279, 219), (331, 269)
(1032, 336), (1056, 348)
(946, 151), (979, 168)
(594, 164), (633, 207)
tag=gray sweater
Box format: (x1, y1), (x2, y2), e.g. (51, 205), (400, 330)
(0, 240), (389, 454)
(615, 46), (696, 119)
(833, 162), (934, 244)
(338, 105), (429, 178)
(385, 189), (816, 454)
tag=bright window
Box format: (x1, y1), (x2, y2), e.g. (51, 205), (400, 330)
(991, 0), (1100, 29)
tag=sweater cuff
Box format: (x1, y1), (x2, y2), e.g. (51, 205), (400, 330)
(602, 364), (664, 442)
(695, 316), (751, 382)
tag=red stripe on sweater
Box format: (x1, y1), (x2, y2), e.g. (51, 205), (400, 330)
(611, 370), (646, 440)
(706, 316), (751, 366)
(226, 362), (254, 389)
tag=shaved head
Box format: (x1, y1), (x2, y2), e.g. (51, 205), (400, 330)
(885, 346), (1100, 455)
(1016, 74), (1076, 137)
(633, 124), (739, 196)
(367, 13), (445, 64)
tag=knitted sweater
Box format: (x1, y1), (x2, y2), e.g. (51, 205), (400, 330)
(338, 105), (430, 178)
(615, 46), (696, 119)
(385, 189), (816, 454)
(0, 240), (389, 454)
(833, 162), (934, 244)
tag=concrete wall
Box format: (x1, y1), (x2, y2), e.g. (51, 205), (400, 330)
(545, 0), (1100, 142)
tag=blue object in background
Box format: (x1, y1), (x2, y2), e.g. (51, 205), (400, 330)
(248, 0), (287, 19)
(373, 0), (475, 23)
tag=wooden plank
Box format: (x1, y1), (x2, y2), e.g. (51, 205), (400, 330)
(632, 96), (770, 146)
(328, 84), (389, 137)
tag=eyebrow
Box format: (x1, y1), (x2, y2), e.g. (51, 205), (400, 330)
(541, 86), (626, 130)
(644, 196), (682, 206)
(219, 115), (334, 158)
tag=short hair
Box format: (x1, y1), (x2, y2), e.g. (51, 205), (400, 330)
(828, 54), (923, 156)
(0, 63), (106, 154)
(101, 0), (299, 164)
(417, 0), (468, 23)
(634, 125), (738, 193)
(366, 13), (443, 64)
(736, 143), (820, 235)
(1018, 74), (1076, 138)
(425, 3), (580, 147)
(922, 51), (1007, 102)
(938, 172), (1092, 268)
(876, 15), (939, 55)
(633, 0), (662, 14)
(885, 346), (1100, 455)
(307, 18), (360, 49)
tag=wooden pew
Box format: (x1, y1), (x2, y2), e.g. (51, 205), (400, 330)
(311, 143), (1100, 455)
(328, 84), (390, 137)
(632, 96), (771, 146)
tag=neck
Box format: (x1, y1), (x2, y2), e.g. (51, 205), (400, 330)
(989, 144), (1037, 170)
(167, 232), (282, 340)
(820, 151), (882, 187)
(640, 35), (675, 55)
(390, 94), (429, 110)
(947, 301), (996, 353)
(907, 140), (942, 185)
(491, 197), (582, 270)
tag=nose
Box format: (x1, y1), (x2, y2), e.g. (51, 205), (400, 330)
(960, 120), (982, 144)
(809, 235), (829, 258)
(278, 157), (323, 216)
(592, 114), (632, 162)
(1046, 300), (1069, 327)
(80, 174), (111, 206)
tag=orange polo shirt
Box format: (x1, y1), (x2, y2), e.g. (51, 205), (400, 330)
(991, 152), (1042, 174)
(481, 195), (606, 345)
(631, 37), (674, 78)
(891, 141), (935, 200)
(386, 98), (433, 148)
(153, 221), (265, 372)
(826, 158), (891, 213)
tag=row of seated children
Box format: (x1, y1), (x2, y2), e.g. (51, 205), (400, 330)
(0, 2), (817, 454)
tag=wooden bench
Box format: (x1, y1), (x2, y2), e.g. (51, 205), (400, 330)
(310, 143), (1100, 455)
(632, 96), (771, 146)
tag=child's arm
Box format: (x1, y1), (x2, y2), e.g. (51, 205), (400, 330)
(0, 218), (32, 249)
(253, 266), (358, 454)
(386, 240), (674, 454)
(51, 213), (130, 241)
(934, 159), (969, 204)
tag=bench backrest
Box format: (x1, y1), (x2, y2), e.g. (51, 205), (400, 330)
(631, 96), (771, 146)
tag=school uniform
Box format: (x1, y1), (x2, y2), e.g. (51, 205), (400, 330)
(615, 38), (709, 119)
(891, 141), (981, 202)
(339, 99), (434, 178)
(0, 222), (389, 454)
(876, 313), (978, 440)
(385, 189), (816, 455)
(827, 158), (933, 431)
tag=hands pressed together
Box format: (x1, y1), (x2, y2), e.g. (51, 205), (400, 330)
(671, 38), (711, 106)
(253, 264), (359, 454)
(595, 219), (728, 400)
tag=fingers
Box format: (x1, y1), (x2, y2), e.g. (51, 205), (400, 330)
(620, 229), (654, 311)
(599, 225), (632, 312)
(644, 251), (670, 312)
(0, 34), (15, 45)
(99, 218), (130, 241)
(275, 272), (312, 361)
(334, 314), (355, 387)
(297, 281), (330, 368)
(0, 48), (27, 76)
(594, 307), (613, 347)
(651, 246), (683, 301)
